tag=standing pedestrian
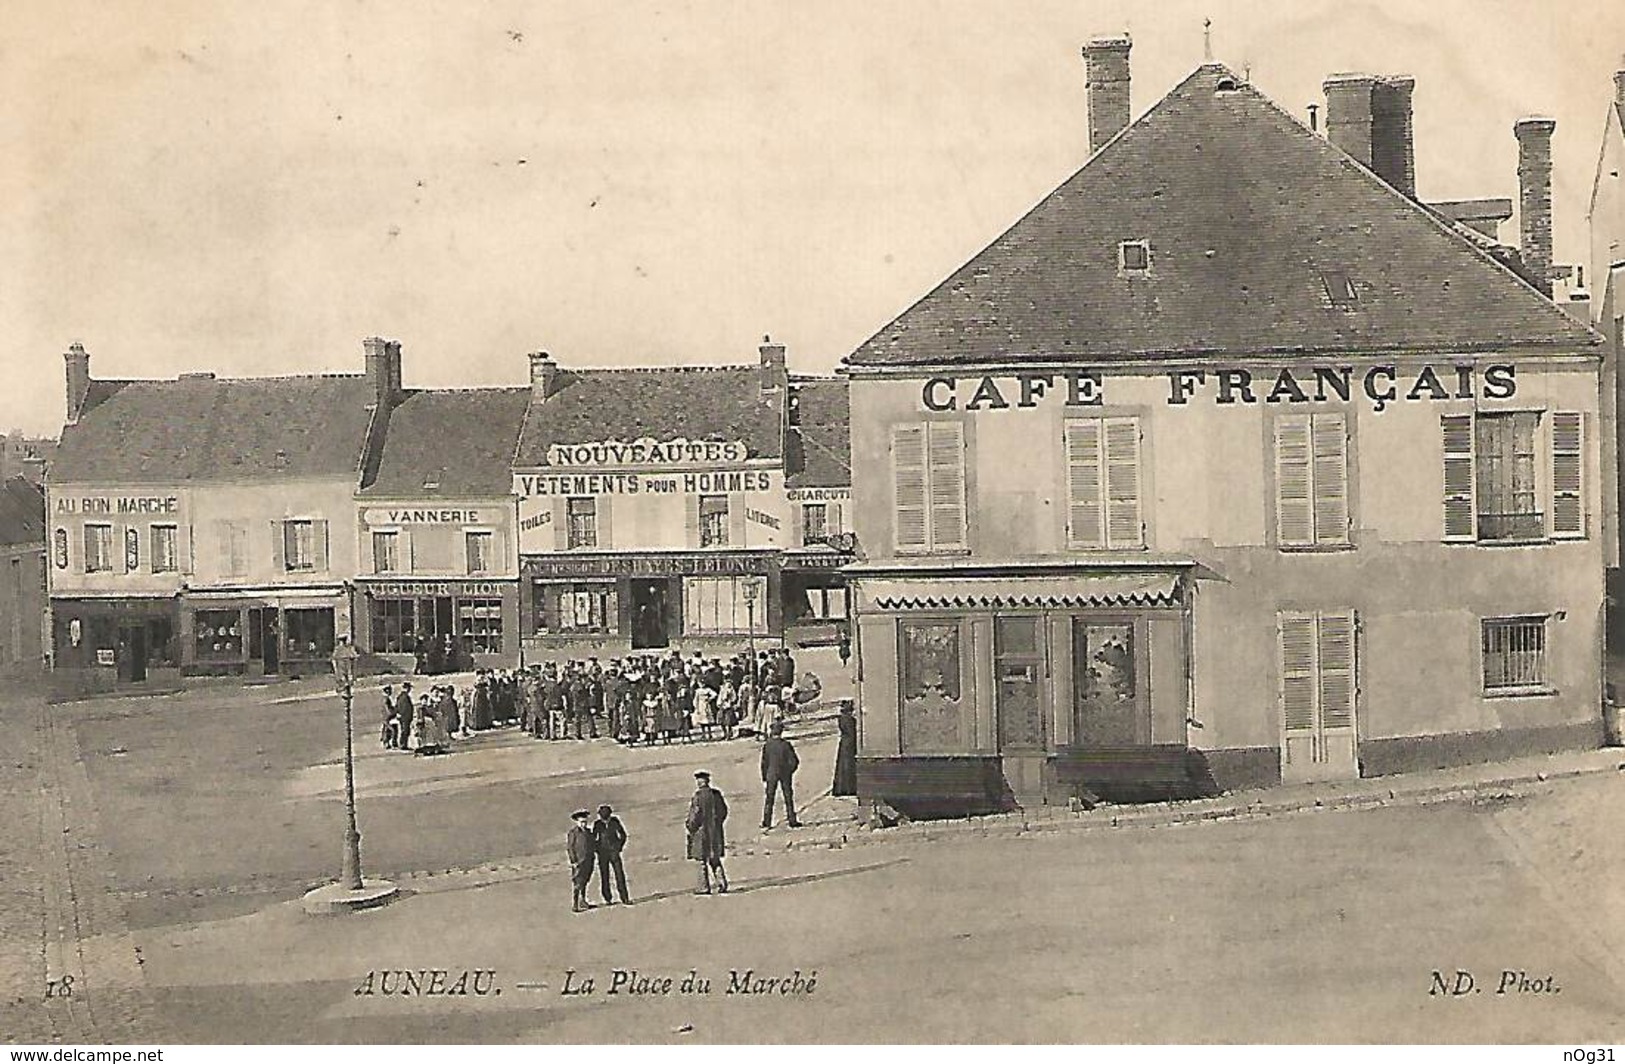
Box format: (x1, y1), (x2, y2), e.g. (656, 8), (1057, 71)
(760, 722), (802, 829)
(380, 684), (397, 749)
(592, 804), (632, 905)
(394, 683), (416, 753)
(567, 810), (597, 913)
(833, 701), (858, 797)
(686, 771), (729, 895)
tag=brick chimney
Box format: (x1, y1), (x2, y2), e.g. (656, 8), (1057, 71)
(528, 351), (561, 402)
(1083, 36), (1132, 156)
(759, 335), (787, 395)
(64, 342), (90, 424)
(1323, 74), (1376, 167)
(362, 336), (399, 407)
(385, 339), (403, 397)
(1370, 76), (1416, 197)
(1515, 116), (1556, 298)
(1615, 69), (1625, 115)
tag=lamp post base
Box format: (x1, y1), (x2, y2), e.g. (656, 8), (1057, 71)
(301, 879), (400, 916)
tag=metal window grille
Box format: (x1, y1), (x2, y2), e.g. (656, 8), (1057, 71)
(1482, 617), (1547, 691)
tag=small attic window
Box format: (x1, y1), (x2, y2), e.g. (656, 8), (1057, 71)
(1214, 76), (1241, 93)
(423, 472), (441, 490)
(1322, 270), (1358, 308)
(1119, 240), (1152, 273)
(272, 449), (289, 470)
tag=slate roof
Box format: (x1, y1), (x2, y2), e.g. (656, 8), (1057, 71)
(849, 64), (1600, 368)
(0, 476), (45, 548)
(786, 377), (851, 488)
(53, 373), (379, 484)
(360, 388), (531, 497)
(514, 366), (783, 467)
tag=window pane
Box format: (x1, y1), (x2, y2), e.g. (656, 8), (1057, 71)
(900, 621), (962, 752)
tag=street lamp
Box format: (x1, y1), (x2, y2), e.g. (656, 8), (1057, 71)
(742, 577), (760, 662)
(302, 635), (398, 914)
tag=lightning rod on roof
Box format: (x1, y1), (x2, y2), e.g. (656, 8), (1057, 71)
(1203, 18), (1212, 61)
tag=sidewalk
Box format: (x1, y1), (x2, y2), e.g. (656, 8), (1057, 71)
(784, 743), (1625, 853)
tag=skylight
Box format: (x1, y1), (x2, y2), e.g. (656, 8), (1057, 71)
(1119, 240), (1151, 273)
(1321, 270), (1358, 308)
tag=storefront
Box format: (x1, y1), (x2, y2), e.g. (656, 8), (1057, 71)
(851, 564), (1196, 813)
(180, 588), (347, 678)
(781, 541), (854, 648)
(50, 596), (183, 695)
(354, 578), (519, 670)
(521, 551), (779, 659)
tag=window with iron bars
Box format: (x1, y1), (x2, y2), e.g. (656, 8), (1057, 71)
(1482, 616), (1548, 692)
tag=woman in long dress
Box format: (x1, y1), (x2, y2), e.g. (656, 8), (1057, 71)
(832, 701), (858, 796)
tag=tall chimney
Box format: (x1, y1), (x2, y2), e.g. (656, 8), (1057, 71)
(1615, 69), (1625, 115)
(384, 339), (403, 398)
(758, 334), (787, 395)
(528, 351), (560, 402)
(1323, 74), (1376, 168)
(1082, 35), (1132, 156)
(363, 336), (394, 406)
(1515, 116), (1556, 298)
(64, 342), (90, 424)
(1370, 75), (1416, 197)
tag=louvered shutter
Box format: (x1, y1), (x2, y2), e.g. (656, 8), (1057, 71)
(314, 519), (330, 571)
(178, 521), (194, 575)
(828, 501), (844, 534)
(215, 521), (232, 577)
(270, 521), (286, 572)
(553, 497), (569, 552)
(789, 501), (804, 546)
(1064, 420), (1104, 548)
(683, 494), (701, 549)
(1103, 417), (1143, 548)
(595, 498), (611, 550)
(1550, 412), (1583, 538)
(1279, 613), (1318, 736)
(1311, 413), (1349, 545)
(1274, 415), (1313, 546)
(926, 421), (967, 550)
(400, 528), (414, 573)
(892, 424), (928, 552)
(1317, 611), (1356, 730)
(729, 497), (747, 547)
(1442, 415), (1476, 541)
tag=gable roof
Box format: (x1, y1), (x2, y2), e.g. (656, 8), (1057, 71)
(514, 366), (783, 467)
(850, 64), (1599, 369)
(52, 373), (379, 485)
(360, 388), (531, 497)
(0, 476), (45, 548)
(786, 377), (851, 488)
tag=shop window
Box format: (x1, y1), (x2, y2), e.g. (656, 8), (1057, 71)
(283, 608), (335, 660)
(802, 586), (847, 621)
(152, 525), (179, 573)
(683, 576), (767, 635)
(146, 617), (177, 667)
(465, 531), (495, 574)
(458, 598), (504, 654)
(84, 524), (114, 573)
(1443, 411), (1584, 543)
(1274, 413), (1349, 547)
(373, 531), (400, 574)
(194, 609), (243, 660)
(567, 498), (598, 550)
(899, 620), (963, 752)
(802, 503), (828, 546)
(537, 582), (618, 635)
(284, 520), (318, 570)
(699, 495), (730, 548)
(370, 597), (418, 653)
(1482, 616), (1549, 693)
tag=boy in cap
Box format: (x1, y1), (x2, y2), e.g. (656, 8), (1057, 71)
(567, 810), (597, 912)
(592, 804), (632, 905)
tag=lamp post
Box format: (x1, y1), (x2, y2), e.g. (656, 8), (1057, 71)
(302, 635), (398, 914)
(742, 577), (760, 662)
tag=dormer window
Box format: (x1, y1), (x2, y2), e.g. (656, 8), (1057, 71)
(1321, 270), (1358, 308)
(1119, 240), (1152, 274)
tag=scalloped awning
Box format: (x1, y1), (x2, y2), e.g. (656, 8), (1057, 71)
(862, 572), (1181, 611)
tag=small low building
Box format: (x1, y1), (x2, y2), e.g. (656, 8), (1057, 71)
(0, 477), (47, 674)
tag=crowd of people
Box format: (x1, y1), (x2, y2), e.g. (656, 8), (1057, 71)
(378, 646), (815, 753)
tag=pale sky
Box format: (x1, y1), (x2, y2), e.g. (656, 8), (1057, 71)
(5, 0), (1623, 437)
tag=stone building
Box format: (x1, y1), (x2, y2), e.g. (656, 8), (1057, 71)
(0, 476), (47, 674)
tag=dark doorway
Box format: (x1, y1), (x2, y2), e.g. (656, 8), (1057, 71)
(250, 607), (281, 675)
(117, 624), (148, 683)
(630, 579), (669, 649)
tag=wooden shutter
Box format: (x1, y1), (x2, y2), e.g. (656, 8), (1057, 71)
(595, 497), (611, 550)
(270, 521), (287, 572)
(1103, 417), (1142, 548)
(1550, 411), (1584, 538)
(1442, 415), (1476, 541)
(1317, 611), (1356, 730)
(683, 494), (701, 549)
(399, 528), (414, 573)
(178, 521), (194, 575)
(926, 421), (967, 550)
(789, 501), (804, 546)
(1278, 613), (1318, 735)
(1064, 420), (1104, 548)
(829, 501), (844, 534)
(313, 519), (329, 571)
(892, 424), (928, 552)
(729, 497), (746, 547)
(1311, 413), (1349, 545)
(553, 497), (569, 552)
(1274, 415), (1313, 546)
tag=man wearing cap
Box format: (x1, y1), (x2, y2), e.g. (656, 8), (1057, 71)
(685, 771), (729, 895)
(760, 722), (802, 829)
(592, 804), (632, 905)
(567, 810), (597, 913)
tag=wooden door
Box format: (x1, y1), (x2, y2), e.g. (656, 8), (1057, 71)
(995, 615), (1048, 800)
(1278, 611), (1359, 782)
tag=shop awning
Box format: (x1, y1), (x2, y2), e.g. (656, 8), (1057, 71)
(860, 571), (1182, 611)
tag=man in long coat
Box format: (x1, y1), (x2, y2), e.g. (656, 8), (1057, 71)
(760, 722), (802, 829)
(685, 771), (729, 895)
(567, 809), (597, 913)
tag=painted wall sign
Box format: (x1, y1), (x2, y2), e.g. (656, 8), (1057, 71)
(53, 528), (68, 570)
(53, 494), (180, 515)
(746, 507), (781, 530)
(524, 553), (772, 578)
(515, 470), (775, 497)
(921, 364), (1518, 415)
(364, 508), (487, 526)
(546, 438), (748, 468)
(787, 487), (852, 502)
(365, 580), (509, 598)
(125, 528), (139, 571)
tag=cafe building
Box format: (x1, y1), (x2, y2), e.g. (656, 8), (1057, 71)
(513, 343), (793, 658)
(48, 339), (393, 691)
(352, 386), (528, 669)
(846, 50), (1607, 813)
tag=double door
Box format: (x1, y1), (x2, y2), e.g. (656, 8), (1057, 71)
(248, 607), (280, 675)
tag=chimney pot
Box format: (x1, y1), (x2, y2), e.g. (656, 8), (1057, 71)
(528, 351), (561, 402)
(1515, 116), (1557, 298)
(64, 343), (91, 424)
(1082, 35), (1132, 156)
